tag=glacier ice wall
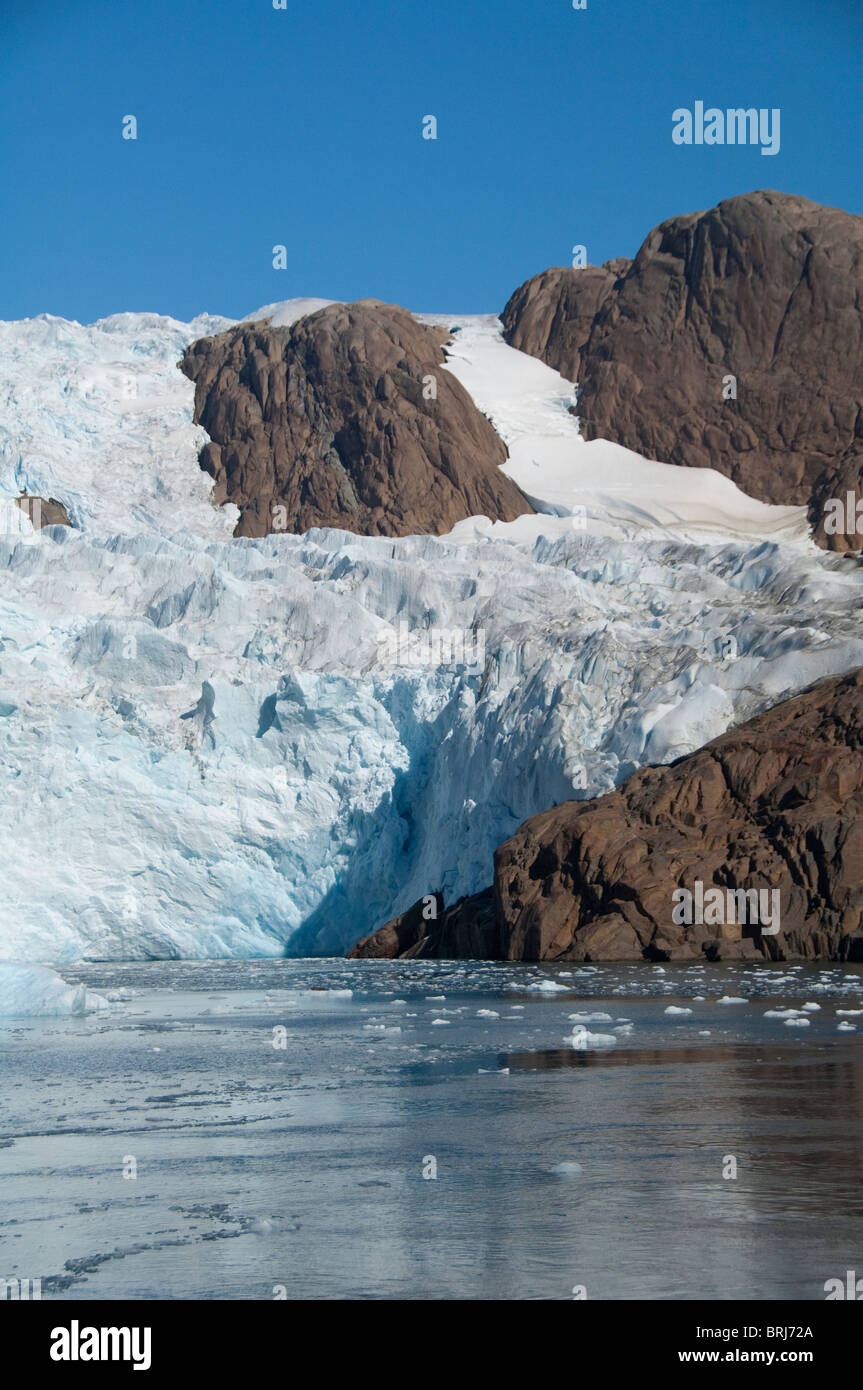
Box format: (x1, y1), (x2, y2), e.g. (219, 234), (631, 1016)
(1, 309), (861, 961)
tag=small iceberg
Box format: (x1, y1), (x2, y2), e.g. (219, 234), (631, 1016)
(0, 962), (111, 1018)
(567, 1024), (617, 1049)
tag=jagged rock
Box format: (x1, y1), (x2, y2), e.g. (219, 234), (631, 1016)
(181, 299), (530, 538)
(500, 261), (629, 385)
(493, 668), (863, 961)
(347, 888), (499, 959)
(502, 191), (863, 552)
(16, 495), (72, 528)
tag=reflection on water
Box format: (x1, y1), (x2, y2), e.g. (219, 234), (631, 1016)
(1, 957), (862, 1300)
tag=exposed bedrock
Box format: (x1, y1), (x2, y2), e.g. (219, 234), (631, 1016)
(350, 670), (863, 963)
(502, 191), (863, 552)
(181, 299), (531, 538)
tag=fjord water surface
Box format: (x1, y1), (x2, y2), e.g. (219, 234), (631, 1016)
(2, 958), (862, 1300)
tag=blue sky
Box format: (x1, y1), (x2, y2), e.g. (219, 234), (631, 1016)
(1, 0), (861, 323)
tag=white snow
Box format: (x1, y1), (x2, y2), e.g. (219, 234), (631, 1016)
(423, 315), (810, 548)
(0, 309), (861, 962)
(241, 298), (336, 328)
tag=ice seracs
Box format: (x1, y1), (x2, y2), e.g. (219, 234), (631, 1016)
(1, 308), (862, 961)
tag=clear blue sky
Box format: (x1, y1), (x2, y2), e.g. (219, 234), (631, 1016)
(1, 0), (861, 324)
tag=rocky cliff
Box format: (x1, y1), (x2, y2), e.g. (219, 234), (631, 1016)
(350, 669), (863, 963)
(181, 299), (530, 538)
(502, 191), (863, 551)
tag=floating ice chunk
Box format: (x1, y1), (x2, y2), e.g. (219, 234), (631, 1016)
(0, 962), (110, 1018)
(431, 1018), (450, 1026)
(568, 1024), (617, 1049)
(291, 989), (353, 1002)
(717, 996), (748, 1005)
(784, 1016), (810, 1028)
(801, 1002), (821, 1012)
(837, 1009), (863, 1016)
(837, 1022), (857, 1032)
(477, 1009), (500, 1018)
(477, 1066), (510, 1074)
(568, 1011), (612, 1022)
(698, 1030), (712, 1036)
(764, 1008), (804, 1018)
(528, 980), (571, 993)
(549, 1161), (584, 1176)
(665, 1006), (692, 1015)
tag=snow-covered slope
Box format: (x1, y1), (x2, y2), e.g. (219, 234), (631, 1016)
(0, 304), (860, 962)
(422, 314), (809, 547)
(241, 297), (336, 327)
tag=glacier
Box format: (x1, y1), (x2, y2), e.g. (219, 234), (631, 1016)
(0, 304), (862, 962)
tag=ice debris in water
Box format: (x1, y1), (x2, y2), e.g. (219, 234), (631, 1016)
(0, 963), (111, 1017)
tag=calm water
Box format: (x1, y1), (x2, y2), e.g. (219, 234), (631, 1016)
(2, 958), (862, 1300)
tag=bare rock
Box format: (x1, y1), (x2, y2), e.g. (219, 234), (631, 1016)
(347, 889), (500, 960)
(493, 668), (863, 961)
(181, 300), (530, 538)
(350, 669), (863, 963)
(16, 496), (72, 528)
(502, 191), (863, 551)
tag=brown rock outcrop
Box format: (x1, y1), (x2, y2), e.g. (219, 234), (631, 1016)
(347, 888), (500, 960)
(493, 668), (863, 962)
(501, 191), (863, 551)
(349, 670), (863, 963)
(181, 299), (530, 538)
(500, 261), (630, 384)
(16, 496), (72, 528)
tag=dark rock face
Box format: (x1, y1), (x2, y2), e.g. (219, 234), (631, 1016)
(809, 442), (863, 552)
(347, 888), (500, 960)
(181, 299), (530, 538)
(348, 670), (863, 963)
(493, 669), (863, 962)
(16, 496), (72, 528)
(500, 261), (629, 385)
(502, 191), (863, 551)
